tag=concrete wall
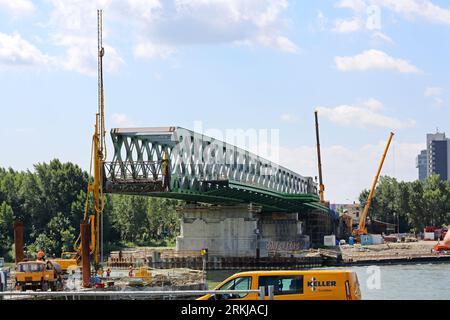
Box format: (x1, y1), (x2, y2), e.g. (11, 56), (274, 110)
(176, 205), (315, 257)
(176, 205), (259, 257)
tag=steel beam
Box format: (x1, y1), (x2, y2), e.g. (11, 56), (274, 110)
(104, 127), (323, 212)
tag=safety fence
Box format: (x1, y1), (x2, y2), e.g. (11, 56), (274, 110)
(0, 286), (276, 300)
(107, 256), (324, 271)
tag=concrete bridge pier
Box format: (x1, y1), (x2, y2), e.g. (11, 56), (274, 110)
(176, 204), (259, 257)
(176, 204), (314, 257)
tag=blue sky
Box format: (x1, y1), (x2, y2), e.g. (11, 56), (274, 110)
(0, 0), (449, 203)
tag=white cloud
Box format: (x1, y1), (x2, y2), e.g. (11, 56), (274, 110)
(128, 0), (297, 58)
(370, 31), (395, 45)
(425, 87), (443, 97)
(333, 18), (364, 33)
(335, 0), (450, 27)
(46, 0), (124, 76)
(374, 0), (450, 27)
(317, 102), (416, 129)
(360, 98), (383, 111)
(0, 32), (52, 69)
(337, 0), (367, 13)
(253, 35), (299, 54)
(276, 140), (423, 203)
(0, 0), (34, 16)
(335, 49), (421, 73)
(425, 86), (445, 107)
(3, 0), (296, 72)
(111, 113), (137, 127)
(53, 35), (124, 76)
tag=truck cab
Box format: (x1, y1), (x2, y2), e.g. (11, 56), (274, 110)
(15, 261), (63, 292)
(51, 252), (80, 273)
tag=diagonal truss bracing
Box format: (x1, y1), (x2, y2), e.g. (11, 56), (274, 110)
(104, 127), (327, 213)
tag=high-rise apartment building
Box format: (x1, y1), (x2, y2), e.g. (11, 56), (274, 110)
(416, 149), (427, 181)
(421, 132), (450, 181)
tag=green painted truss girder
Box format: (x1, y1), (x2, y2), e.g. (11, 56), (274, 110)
(104, 127), (329, 214)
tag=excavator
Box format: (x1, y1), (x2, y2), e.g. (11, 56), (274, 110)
(56, 10), (107, 275)
(353, 132), (394, 239)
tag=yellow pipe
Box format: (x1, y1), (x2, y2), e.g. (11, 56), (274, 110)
(90, 215), (95, 252)
(93, 114), (102, 266)
(355, 132), (394, 236)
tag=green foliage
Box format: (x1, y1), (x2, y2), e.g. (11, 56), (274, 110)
(359, 175), (450, 232)
(0, 202), (14, 257)
(109, 195), (180, 245)
(0, 159), (182, 260)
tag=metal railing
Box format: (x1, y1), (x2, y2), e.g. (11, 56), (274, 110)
(0, 286), (275, 300)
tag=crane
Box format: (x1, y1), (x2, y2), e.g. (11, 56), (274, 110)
(353, 132), (394, 237)
(314, 111), (325, 203)
(74, 9), (106, 270)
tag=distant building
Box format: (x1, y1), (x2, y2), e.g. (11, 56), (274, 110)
(426, 132), (450, 181)
(335, 203), (360, 223)
(416, 150), (427, 181)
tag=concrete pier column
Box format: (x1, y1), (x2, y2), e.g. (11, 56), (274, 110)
(176, 204), (259, 257)
(81, 221), (91, 288)
(14, 221), (24, 264)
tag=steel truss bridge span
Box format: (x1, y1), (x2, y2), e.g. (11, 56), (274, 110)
(104, 127), (328, 213)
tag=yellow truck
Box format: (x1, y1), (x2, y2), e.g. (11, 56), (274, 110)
(51, 252), (80, 273)
(15, 261), (64, 292)
(198, 270), (362, 301)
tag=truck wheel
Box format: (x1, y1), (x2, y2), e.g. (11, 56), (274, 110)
(41, 281), (49, 292)
(57, 279), (63, 291)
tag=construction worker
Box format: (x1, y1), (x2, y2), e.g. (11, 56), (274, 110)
(128, 265), (134, 278)
(37, 249), (45, 261)
(161, 151), (171, 191)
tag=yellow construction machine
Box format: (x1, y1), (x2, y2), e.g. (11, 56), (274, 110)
(15, 260), (64, 292)
(74, 9), (107, 270)
(51, 252), (80, 273)
(353, 132), (394, 238)
(56, 10), (106, 275)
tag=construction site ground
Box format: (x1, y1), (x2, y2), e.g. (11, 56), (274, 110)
(340, 241), (450, 264)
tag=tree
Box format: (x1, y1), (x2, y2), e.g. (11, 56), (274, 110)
(0, 202), (14, 257)
(0, 159), (183, 257)
(358, 175), (450, 234)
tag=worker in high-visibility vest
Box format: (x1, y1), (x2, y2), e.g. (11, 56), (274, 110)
(37, 249), (45, 261)
(128, 266), (134, 278)
(161, 151), (171, 191)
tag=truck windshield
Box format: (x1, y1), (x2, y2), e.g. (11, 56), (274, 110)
(18, 264), (44, 272)
(62, 253), (76, 259)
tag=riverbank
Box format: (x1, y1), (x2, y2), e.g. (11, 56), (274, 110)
(338, 241), (450, 266)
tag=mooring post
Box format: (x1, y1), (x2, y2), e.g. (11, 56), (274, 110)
(13, 221), (24, 264)
(81, 221), (91, 288)
(268, 286), (275, 300)
(259, 286), (265, 300)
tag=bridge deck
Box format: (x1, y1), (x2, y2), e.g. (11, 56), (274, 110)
(105, 127), (328, 213)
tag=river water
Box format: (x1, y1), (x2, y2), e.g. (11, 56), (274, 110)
(207, 263), (450, 300)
